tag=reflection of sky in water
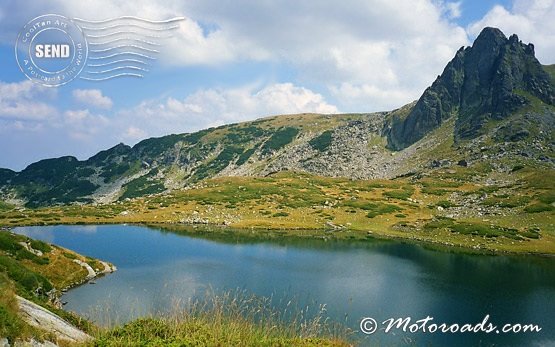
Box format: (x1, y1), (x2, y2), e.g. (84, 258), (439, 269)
(16, 225), (98, 243)
(13, 225), (555, 347)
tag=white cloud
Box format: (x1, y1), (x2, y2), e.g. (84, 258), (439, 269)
(0, 80), (58, 122)
(176, 0), (469, 110)
(468, 0), (555, 64)
(443, 1), (462, 19)
(0, 0), (470, 111)
(116, 83), (338, 139)
(72, 89), (113, 109)
(63, 109), (110, 140)
(123, 126), (147, 140)
(330, 83), (417, 112)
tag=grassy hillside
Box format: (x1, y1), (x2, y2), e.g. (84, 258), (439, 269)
(1, 164), (554, 255)
(0, 231), (97, 343)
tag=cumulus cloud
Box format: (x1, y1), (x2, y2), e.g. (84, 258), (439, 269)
(0, 80), (58, 122)
(72, 89), (113, 109)
(177, 0), (469, 110)
(468, 0), (555, 64)
(117, 83), (338, 139)
(0, 0), (470, 111)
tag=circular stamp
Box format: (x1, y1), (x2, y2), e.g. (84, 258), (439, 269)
(15, 14), (88, 87)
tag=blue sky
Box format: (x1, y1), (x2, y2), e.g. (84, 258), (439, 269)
(0, 0), (553, 170)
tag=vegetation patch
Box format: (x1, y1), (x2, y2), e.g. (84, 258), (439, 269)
(121, 175), (165, 200)
(423, 218), (533, 240)
(309, 130), (334, 152)
(100, 162), (132, 183)
(0, 255), (53, 295)
(0, 232), (49, 265)
(225, 126), (266, 143)
(236, 147), (257, 166)
(524, 203), (554, 213)
(261, 127), (299, 154)
(421, 187), (451, 196)
(482, 195), (531, 208)
(0, 201), (14, 212)
(383, 186), (414, 200)
(365, 203), (402, 218)
(134, 134), (186, 157)
(193, 146), (245, 181)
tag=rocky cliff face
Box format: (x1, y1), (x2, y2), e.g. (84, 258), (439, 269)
(386, 27), (554, 149)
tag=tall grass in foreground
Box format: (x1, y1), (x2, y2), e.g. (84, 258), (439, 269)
(86, 289), (354, 346)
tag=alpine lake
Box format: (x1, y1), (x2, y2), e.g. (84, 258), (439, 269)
(13, 224), (555, 347)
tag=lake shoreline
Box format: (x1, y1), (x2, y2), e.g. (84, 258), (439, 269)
(8, 219), (555, 257)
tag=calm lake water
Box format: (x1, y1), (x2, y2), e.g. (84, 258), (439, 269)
(14, 225), (555, 347)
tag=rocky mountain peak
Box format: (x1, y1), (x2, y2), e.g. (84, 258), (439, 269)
(386, 27), (554, 150)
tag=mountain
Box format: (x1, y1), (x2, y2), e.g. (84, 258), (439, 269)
(386, 27), (554, 149)
(0, 27), (554, 208)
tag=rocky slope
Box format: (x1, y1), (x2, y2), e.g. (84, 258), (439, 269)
(0, 27), (553, 208)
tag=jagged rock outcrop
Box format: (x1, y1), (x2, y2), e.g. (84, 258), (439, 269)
(387, 27), (554, 150)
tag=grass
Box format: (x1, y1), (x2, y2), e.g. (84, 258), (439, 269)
(524, 203), (554, 213)
(423, 218), (538, 240)
(0, 232), (50, 265)
(273, 212), (290, 217)
(85, 290), (351, 347)
(0, 273), (28, 342)
(0, 201), (14, 211)
(382, 186), (414, 200)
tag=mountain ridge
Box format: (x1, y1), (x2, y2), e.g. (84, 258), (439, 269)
(1, 27), (554, 208)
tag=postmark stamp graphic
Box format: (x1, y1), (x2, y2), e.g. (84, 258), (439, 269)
(16, 14), (88, 87)
(15, 14), (184, 86)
